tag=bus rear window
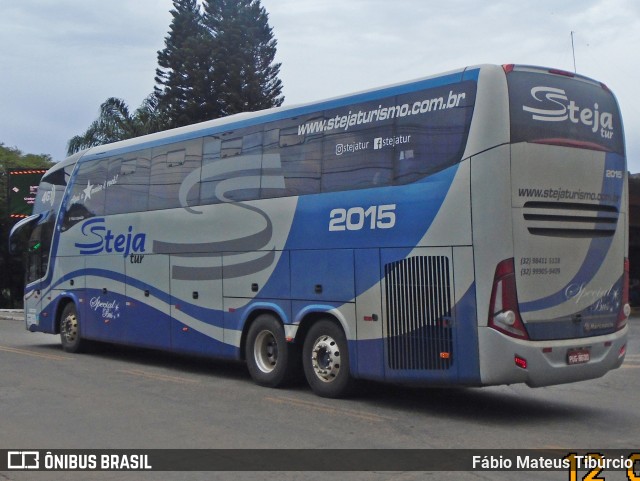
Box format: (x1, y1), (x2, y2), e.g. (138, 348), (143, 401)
(507, 69), (624, 154)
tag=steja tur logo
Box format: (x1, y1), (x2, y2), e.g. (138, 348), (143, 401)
(523, 86), (614, 139)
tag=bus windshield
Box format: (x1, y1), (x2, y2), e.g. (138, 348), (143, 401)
(10, 155), (78, 283)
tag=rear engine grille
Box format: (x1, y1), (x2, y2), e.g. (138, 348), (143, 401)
(385, 255), (453, 370)
(523, 201), (618, 238)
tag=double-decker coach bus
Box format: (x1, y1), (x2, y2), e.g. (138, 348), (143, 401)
(10, 64), (628, 398)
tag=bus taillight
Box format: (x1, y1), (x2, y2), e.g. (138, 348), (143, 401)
(617, 258), (630, 330)
(548, 68), (575, 78)
(488, 258), (530, 340)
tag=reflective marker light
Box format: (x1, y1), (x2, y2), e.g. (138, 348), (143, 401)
(514, 355), (528, 369)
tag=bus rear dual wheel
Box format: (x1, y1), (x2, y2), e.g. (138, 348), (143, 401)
(245, 316), (353, 398)
(302, 320), (353, 398)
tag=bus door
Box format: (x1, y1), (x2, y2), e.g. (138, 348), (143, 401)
(24, 236), (46, 330)
(14, 213), (53, 331)
(22, 220), (45, 328)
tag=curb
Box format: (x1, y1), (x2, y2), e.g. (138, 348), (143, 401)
(0, 309), (24, 321)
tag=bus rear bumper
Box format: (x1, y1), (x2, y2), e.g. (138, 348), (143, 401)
(477, 325), (628, 387)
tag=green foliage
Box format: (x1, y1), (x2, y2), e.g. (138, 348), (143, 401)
(0, 143), (53, 218)
(0, 143), (53, 170)
(68, 0), (284, 155)
(154, 0), (216, 127)
(155, 0), (284, 125)
(67, 95), (167, 155)
(202, 0), (284, 117)
(0, 143), (54, 308)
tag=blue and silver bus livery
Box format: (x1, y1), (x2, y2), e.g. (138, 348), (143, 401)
(11, 64), (628, 398)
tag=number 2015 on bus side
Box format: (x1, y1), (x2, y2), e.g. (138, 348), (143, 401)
(328, 204), (397, 231)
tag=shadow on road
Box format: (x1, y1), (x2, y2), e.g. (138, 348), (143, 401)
(353, 381), (599, 425)
(35, 338), (603, 426)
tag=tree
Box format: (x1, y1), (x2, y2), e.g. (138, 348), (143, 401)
(0, 143), (53, 308)
(154, 0), (218, 128)
(202, 0), (284, 117)
(67, 95), (166, 155)
(0, 144), (53, 219)
(69, 0), (285, 153)
(155, 0), (285, 124)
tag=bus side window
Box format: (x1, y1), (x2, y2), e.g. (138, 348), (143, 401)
(26, 221), (52, 283)
(62, 157), (108, 229)
(104, 150), (151, 214)
(393, 87), (474, 185)
(200, 128), (263, 203)
(149, 139), (202, 211)
(261, 117), (321, 199)
(321, 129), (393, 192)
(199, 135), (222, 206)
(26, 230), (40, 283)
(321, 99), (394, 193)
(103, 157), (122, 214)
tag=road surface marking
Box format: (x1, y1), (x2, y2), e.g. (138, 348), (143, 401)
(0, 345), (70, 361)
(118, 368), (200, 384)
(265, 395), (397, 423)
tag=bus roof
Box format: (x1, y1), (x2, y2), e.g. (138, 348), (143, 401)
(67, 63), (615, 164)
(74, 64), (482, 162)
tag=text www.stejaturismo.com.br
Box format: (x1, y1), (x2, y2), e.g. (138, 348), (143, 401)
(518, 187), (620, 203)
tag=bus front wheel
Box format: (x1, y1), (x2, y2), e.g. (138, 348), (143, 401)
(245, 314), (297, 388)
(302, 320), (353, 398)
(60, 302), (85, 353)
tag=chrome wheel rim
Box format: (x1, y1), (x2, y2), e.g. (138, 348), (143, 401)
(253, 330), (278, 373)
(62, 312), (79, 344)
(310, 334), (341, 383)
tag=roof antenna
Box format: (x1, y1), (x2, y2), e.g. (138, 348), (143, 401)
(571, 31), (577, 73)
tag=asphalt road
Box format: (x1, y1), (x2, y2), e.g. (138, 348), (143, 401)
(0, 311), (638, 481)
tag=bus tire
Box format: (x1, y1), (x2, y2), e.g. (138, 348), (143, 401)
(60, 302), (85, 353)
(245, 314), (296, 388)
(302, 319), (353, 398)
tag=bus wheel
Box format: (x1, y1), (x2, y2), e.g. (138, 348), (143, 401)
(302, 320), (353, 398)
(246, 314), (296, 388)
(60, 303), (84, 353)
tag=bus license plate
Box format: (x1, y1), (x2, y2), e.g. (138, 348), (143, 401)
(567, 349), (590, 365)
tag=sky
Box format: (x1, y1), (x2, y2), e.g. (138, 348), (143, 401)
(1, 0), (639, 171)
